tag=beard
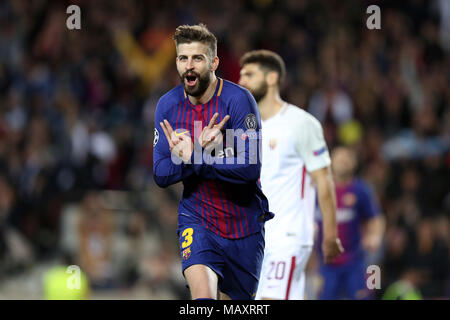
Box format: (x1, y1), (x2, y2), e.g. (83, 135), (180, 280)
(249, 81), (268, 103)
(180, 70), (211, 97)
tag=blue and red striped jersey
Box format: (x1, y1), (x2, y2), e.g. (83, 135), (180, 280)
(153, 78), (274, 239)
(316, 178), (381, 265)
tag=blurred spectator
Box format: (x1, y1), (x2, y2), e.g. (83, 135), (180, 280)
(382, 268), (423, 300)
(76, 191), (116, 289)
(42, 252), (91, 300)
(408, 218), (449, 297)
(0, 176), (33, 278)
(308, 80), (354, 146)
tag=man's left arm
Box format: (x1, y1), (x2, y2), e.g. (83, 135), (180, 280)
(362, 215), (385, 253)
(310, 167), (344, 264)
(295, 114), (343, 264)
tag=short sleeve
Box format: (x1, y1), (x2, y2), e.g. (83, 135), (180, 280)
(357, 181), (382, 220)
(294, 112), (331, 172)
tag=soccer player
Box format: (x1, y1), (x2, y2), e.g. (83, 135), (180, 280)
(153, 24), (273, 300)
(315, 146), (385, 300)
(238, 50), (344, 300)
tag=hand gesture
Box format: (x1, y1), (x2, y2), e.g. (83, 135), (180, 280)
(198, 113), (230, 150)
(160, 120), (193, 163)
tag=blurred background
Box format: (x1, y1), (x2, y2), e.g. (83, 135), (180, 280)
(0, 0), (448, 299)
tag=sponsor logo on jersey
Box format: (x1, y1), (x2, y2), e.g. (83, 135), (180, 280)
(286, 232), (297, 237)
(336, 208), (356, 223)
(217, 147), (234, 158)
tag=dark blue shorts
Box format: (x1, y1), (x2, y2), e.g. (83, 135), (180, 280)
(319, 259), (372, 300)
(178, 223), (265, 300)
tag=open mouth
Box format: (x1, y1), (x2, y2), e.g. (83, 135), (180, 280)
(185, 74), (198, 87)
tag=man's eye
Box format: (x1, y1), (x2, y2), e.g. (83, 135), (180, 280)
(194, 57), (202, 61)
(179, 57), (187, 61)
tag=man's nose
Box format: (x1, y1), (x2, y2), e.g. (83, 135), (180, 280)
(186, 58), (194, 70)
(238, 77), (245, 86)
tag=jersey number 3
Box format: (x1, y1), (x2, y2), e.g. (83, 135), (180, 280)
(181, 228), (194, 248)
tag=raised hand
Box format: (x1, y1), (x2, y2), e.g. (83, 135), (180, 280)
(160, 120), (193, 162)
(198, 113), (230, 149)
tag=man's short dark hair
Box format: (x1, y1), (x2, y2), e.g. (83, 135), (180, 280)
(173, 23), (217, 59)
(240, 50), (286, 86)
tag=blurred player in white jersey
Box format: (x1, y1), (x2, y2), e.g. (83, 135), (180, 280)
(239, 50), (344, 300)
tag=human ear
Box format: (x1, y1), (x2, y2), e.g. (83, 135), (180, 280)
(211, 56), (219, 71)
(266, 71), (279, 87)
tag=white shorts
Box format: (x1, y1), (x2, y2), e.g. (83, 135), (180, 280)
(256, 244), (312, 300)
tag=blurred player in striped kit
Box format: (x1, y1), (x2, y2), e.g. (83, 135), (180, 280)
(315, 146), (385, 299)
(239, 50), (344, 300)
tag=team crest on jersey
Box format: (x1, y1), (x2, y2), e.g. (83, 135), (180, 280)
(343, 192), (357, 206)
(244, 113), (257, 130)
(153, 128), (159, 147)
(182, 247), (191, 260)
(269, 138), (277, 149)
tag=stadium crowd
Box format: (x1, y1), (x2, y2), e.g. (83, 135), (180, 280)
(0, 0), (448, 299)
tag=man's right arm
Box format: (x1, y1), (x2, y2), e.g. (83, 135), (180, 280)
(153, 98), (196, 188)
